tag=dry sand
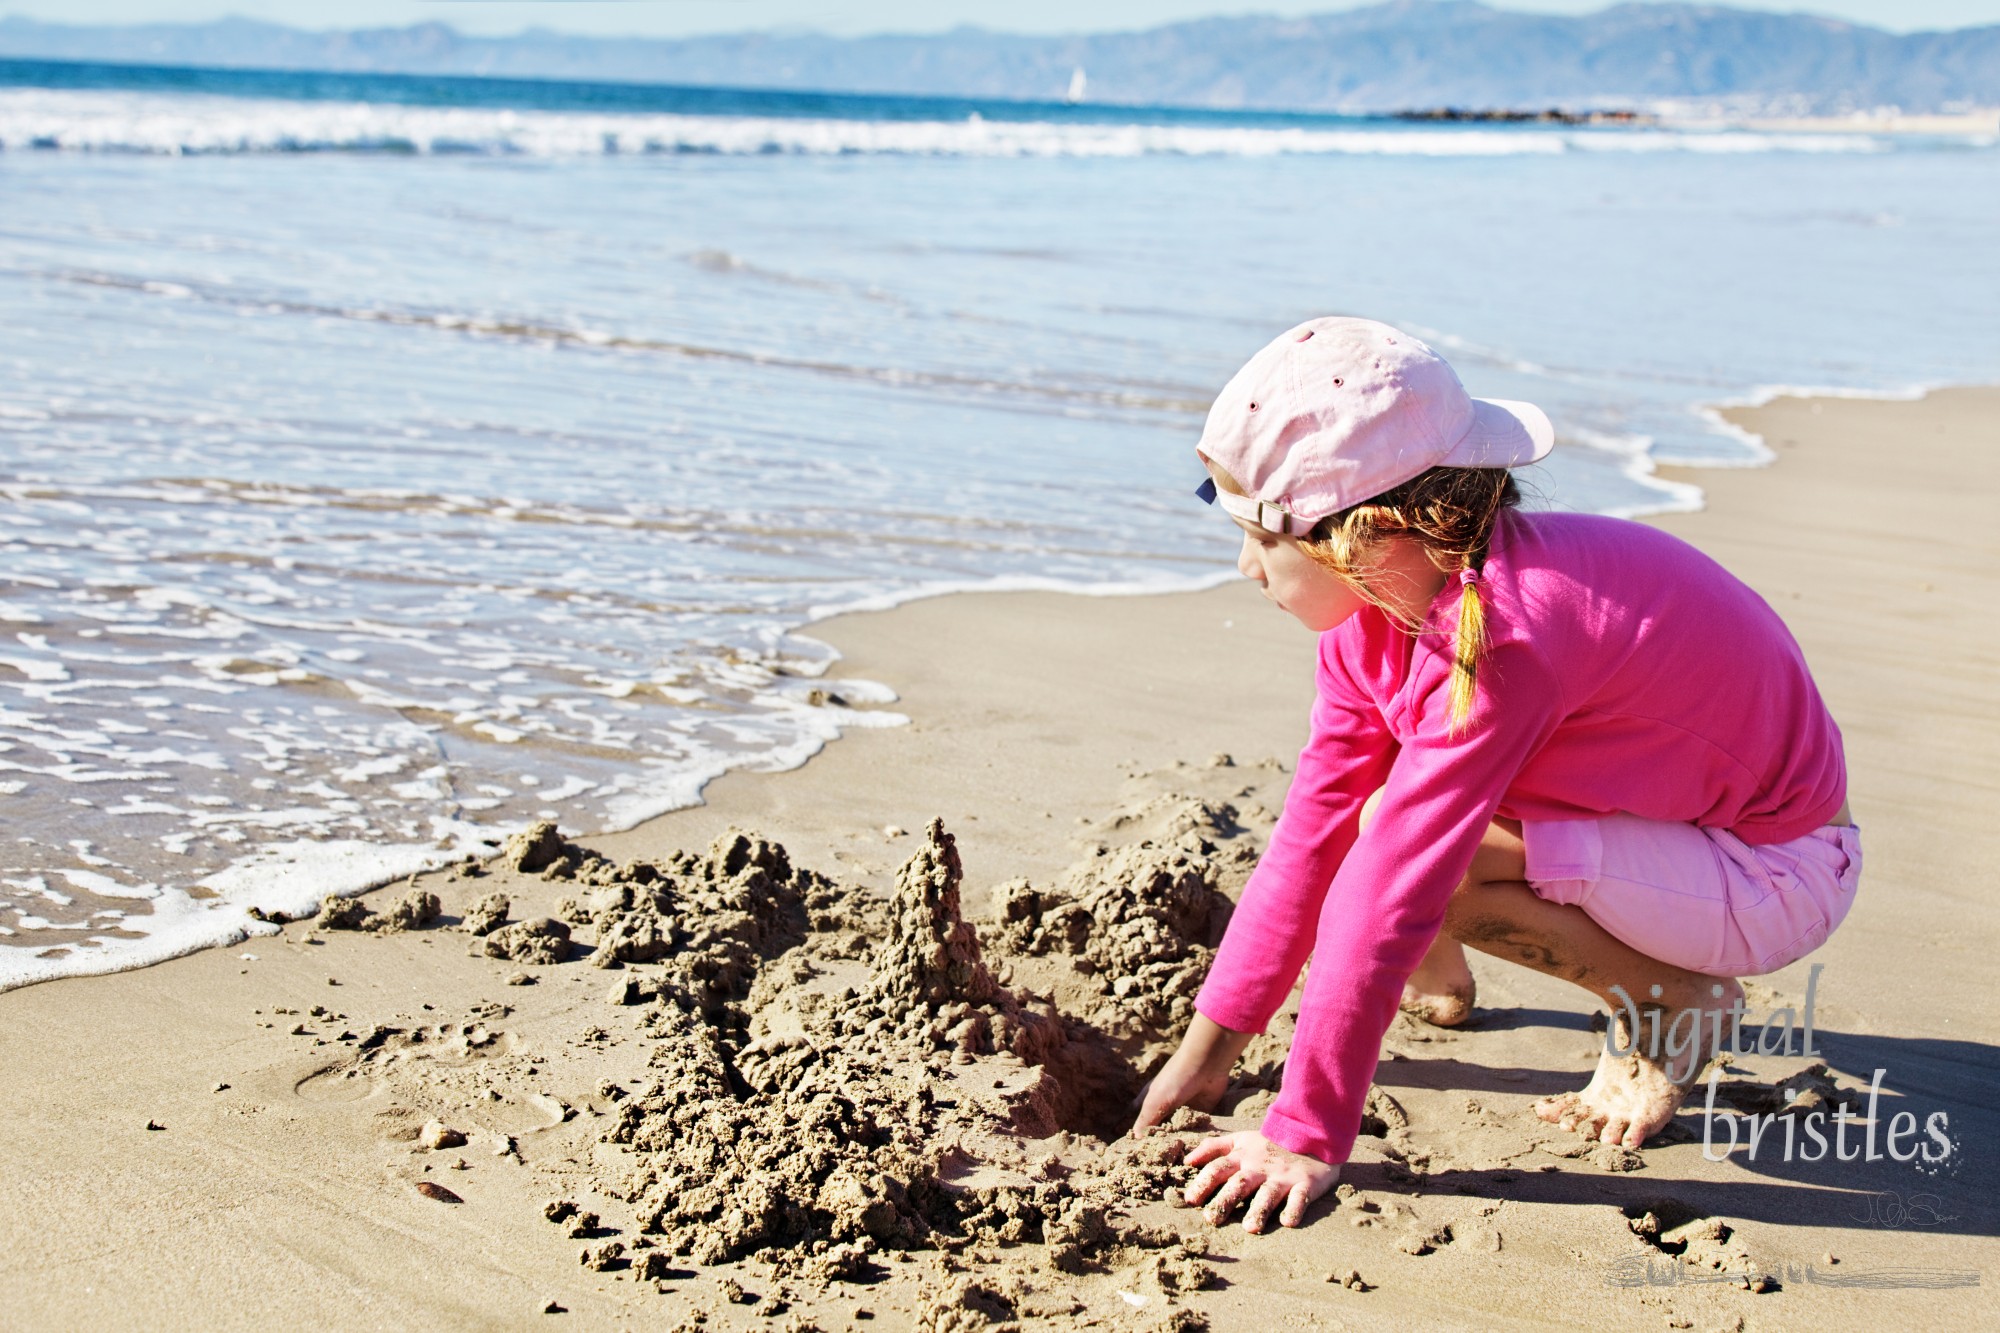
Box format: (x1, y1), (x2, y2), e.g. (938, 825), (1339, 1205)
(1, 389), (1995, 1331)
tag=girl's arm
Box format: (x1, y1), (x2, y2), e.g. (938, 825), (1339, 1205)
(1194, 630), (1397, 1037)
(1262, 637), (1567, 1164)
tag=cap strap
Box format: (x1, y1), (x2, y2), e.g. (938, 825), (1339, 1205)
(1195, 476), (1308, 535)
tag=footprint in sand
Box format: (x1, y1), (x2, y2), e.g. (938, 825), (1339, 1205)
(293, 1062), (381, 1104)
(522, 1092), (574, 1132)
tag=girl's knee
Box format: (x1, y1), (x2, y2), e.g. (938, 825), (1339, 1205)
(1470, 818), (1528, 888)
(1360, 786), (1522, 891)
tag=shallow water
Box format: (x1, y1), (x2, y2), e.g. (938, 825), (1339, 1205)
(2, 64), (1996, 986)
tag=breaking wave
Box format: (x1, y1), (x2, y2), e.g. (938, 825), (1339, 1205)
(0, 89), (1893, 158)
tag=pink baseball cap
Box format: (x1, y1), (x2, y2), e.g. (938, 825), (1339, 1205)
(1194, 316), (1554, 536)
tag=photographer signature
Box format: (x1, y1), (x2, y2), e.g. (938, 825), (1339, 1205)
(1850, 1189), (1958, 1228)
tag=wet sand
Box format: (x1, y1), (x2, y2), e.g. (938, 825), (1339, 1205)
(0, 389), (1994, 1330)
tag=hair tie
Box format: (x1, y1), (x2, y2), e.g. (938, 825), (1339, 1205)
(1458, 568), (1481, 589)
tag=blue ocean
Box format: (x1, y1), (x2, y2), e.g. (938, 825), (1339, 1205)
(1, 58), (1995, 985)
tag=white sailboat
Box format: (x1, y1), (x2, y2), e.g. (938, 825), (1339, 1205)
(1064, 66), (1088, 104)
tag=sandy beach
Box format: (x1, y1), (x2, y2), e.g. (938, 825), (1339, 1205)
(1, 388), (1994, 1330)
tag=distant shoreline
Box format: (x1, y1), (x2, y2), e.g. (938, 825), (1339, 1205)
(1394, 107), (1656, 127)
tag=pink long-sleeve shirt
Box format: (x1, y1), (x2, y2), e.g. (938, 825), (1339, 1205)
(1194, 509), (1847, 1164)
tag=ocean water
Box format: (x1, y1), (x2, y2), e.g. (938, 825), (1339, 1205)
(2, 60), (1996, 988)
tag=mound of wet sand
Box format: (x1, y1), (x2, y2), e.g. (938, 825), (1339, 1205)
(533, 817), (1213, 1291)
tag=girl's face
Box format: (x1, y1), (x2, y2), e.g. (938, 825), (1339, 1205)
(1230, 522), (1371, 632)
(1203, 456), (1446, 633)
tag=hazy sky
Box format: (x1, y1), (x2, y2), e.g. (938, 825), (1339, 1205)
(7, 1), (1998, 38)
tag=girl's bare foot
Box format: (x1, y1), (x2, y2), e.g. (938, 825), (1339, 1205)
(1399, 935), (1476, 1027)
(1534, 977), (1743, 1149)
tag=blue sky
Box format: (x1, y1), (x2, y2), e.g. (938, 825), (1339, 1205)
(7, 1), (1998, 37)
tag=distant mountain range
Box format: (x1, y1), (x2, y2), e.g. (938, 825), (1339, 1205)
(3, 2), (1997, 115)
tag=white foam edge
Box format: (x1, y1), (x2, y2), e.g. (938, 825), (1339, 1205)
(593, 692), (908, 829)
(802, 568), (1240, 623)
(0, 835), (462, 993)
(0, 90), (1904, 159)
(1693, 380), (1938, 460)
(1532, 428), (1707, 521)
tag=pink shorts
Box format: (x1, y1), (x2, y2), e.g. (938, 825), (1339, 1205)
(1522, 814), (1862, 977)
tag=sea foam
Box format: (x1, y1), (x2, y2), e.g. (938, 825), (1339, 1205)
(0, 89), (1891, 158)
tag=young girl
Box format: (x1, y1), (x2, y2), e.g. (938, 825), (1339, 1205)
(1132, 317), (1859, 1236)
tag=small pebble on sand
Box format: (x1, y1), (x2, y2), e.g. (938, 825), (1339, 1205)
(419, 1119), (467, 1150)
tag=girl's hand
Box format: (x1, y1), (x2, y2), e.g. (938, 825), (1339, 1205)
(1131, 1014), (1255, 1137)
(1182, 1131), (1341, 1233)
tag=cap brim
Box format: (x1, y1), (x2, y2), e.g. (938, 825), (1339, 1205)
(1441, 398), (1555, 469)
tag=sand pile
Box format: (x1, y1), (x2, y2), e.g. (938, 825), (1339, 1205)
(992, 806), (1235, 1069)
(1623, 1198), (1772, 1288)
(564, 821), (1198, 1279)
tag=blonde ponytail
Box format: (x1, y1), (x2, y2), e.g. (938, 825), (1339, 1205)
(1446, 566), (1489, 735)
